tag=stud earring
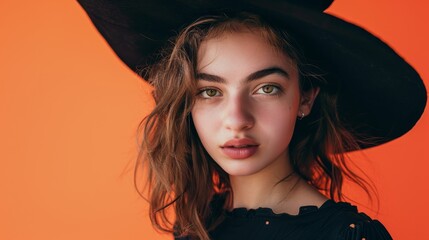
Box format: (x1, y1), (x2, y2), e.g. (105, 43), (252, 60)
(298, 111), (305, 120)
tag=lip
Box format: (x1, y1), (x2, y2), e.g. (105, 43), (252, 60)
(221, 138), (259, 159)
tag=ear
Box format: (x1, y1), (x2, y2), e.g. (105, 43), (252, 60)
(298, 87), (320, 118)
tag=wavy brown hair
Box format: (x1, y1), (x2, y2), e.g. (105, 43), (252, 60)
(136, 13), (375, 240)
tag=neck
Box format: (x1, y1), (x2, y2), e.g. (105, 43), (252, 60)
(229, 153), (299, 212)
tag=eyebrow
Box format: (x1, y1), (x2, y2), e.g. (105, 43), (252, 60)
(196, 67), (290, 83)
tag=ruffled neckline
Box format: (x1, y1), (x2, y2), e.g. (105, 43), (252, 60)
(226, 200), (345, 218)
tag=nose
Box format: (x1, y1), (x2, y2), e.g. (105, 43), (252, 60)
(223, 94), (255, 131)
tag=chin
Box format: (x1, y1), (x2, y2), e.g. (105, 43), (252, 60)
(218, 163), (264, 177)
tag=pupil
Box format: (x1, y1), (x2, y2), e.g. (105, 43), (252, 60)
(207, 89), (216, 96)
(263, 86), (273, 93)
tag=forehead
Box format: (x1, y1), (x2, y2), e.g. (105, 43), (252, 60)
(197, 31), (297, 77)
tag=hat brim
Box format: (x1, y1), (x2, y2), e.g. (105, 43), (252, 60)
(77, 0), (427, 150)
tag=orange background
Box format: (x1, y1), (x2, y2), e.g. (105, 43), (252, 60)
(0, 0), (427, 239)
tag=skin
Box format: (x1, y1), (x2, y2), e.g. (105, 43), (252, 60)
(191, 31), (326, 214)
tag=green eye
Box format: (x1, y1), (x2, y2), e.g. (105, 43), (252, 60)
(205, 89), (218, 97)
(262, 85), (274, 93)
(256, 85), (280, 95)
(198, 88), (221, 98)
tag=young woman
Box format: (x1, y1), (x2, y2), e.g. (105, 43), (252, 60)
(78, 1), (426, 239)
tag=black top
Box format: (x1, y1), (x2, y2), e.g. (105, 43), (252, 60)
(175, 200), (392, 240)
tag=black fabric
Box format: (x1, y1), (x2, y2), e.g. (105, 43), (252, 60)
(175, 200), (392, 240)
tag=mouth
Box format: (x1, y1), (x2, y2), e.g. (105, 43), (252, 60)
(223, 145), (257, 148)
(221, 138), (259, 159)
(221, 138), (259, 148)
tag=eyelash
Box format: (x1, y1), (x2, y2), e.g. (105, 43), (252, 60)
(196, 84), (283, 99)
(197, 88), (222, 99)
(254, 84), (282, 96)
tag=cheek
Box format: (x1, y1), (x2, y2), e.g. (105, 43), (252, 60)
(191, 106), (217, 145)
(256, 102), (298, 141)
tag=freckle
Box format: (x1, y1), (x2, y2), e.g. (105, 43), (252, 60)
(349, 223), (355, 228)
(265, 220), (270, 225)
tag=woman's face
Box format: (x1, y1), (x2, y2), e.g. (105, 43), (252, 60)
(192, 31), (308, 177)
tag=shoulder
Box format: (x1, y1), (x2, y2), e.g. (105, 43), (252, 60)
(319, 201), (392, 240)
(173, 200), (393, 240)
